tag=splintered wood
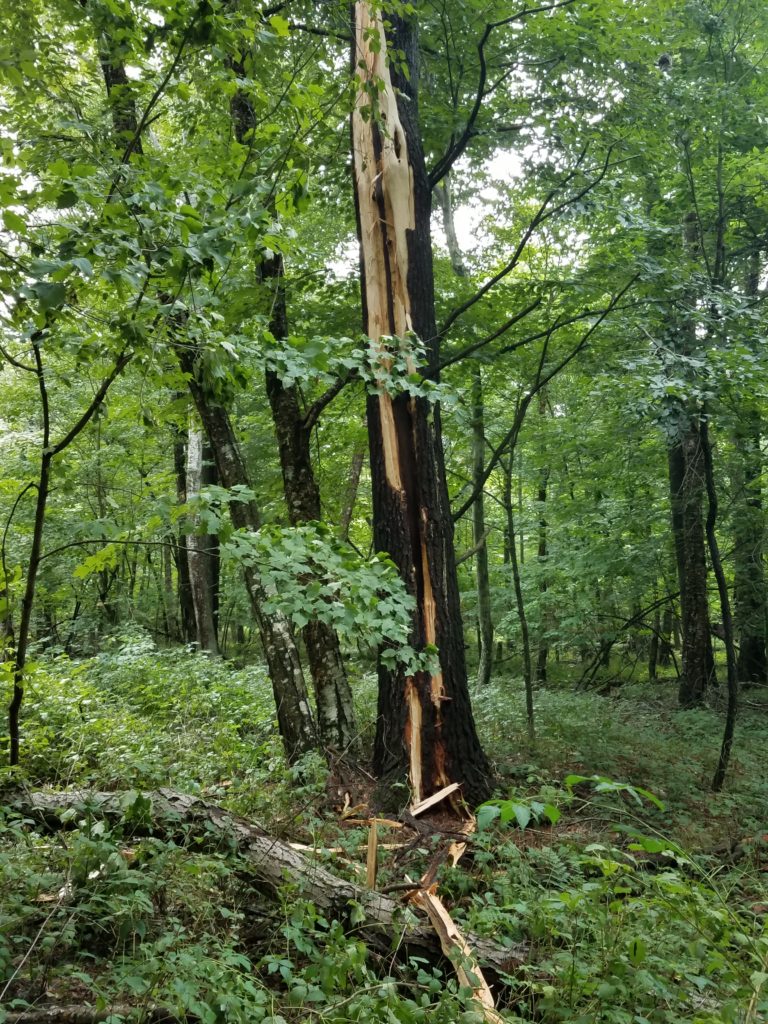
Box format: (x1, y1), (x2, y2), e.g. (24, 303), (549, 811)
(412, 889), (505, 1024)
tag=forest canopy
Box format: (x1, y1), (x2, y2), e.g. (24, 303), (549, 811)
(1, 1), (767, 1022)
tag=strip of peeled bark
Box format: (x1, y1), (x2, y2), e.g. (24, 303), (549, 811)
(177, 349), (316, 762)
(9, 788), (526, 976)
(351, 3), (491, 805)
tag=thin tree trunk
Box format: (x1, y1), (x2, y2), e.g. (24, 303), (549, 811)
(471, 367), (493, 686)
(339, 445), (365, 542)
(261, 256), (358, 754)
(351, 3), (491, 804)
(700, 421), (738, 791)
(177, 348), (317, 763)
(173, 428), (196, 643)
(648, 608), (660, 681)
(185, 422), (220, 656)
(535, 466), (549, 683)
(228, 59), (357, 755)
(436, 172), (493, 688)
(669, 429), (715, 706)
(505, 456), (534, 739)
(732, 255), (766, 685)
(659, 606), (673, 666)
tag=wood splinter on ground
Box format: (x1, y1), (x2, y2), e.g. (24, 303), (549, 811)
(412, 887), (505, 1024)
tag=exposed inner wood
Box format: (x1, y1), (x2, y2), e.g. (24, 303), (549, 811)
(412, 890), (505, 1024)
(410, 782), (460, 817)
(352, 0), (450, 805)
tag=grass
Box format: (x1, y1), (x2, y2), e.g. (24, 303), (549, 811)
(1, 634), (766, 1023)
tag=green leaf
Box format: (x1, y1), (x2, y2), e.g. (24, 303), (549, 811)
(32, 280), (67, 311)
(2, 209), (25, 233)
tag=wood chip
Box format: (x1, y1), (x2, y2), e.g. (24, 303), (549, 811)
(366, 825), (378, 888)
(409, 782), (460, 817)
(412, 889), (505, 1024)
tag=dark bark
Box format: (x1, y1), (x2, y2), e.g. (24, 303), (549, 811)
(505, 456), (534, 740)
(177, 347), (317, 762)
(699, 421), (738, 792)
(352, 5), (491, 804)
(732, 409), (766, 684)
(659, 607), (673, 666)
(669, 430), (715, 707)
(471, 371), (494, 687)
(185, 425), (220, 655)
(261, 256), (357, 753)
(339, 445), (365, 541)
(228, 53), (356, 754)
(535, 466), (549, 684)
(648, 608), (660, 681)
(173, 430), (196, 643)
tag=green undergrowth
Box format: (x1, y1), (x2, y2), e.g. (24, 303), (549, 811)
(1, 636), (766, 1023)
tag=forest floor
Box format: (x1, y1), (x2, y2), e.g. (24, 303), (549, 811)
(1, 634), (766, 1023)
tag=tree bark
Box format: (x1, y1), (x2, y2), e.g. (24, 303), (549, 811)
(732, 405), (766, 685)
(535, 466), (549, 684)
(339, 444), (365, 542)
(351, 3), (491, 805)
(669, 430), (715, 707)
(471, 371), (493, 688)
(177, 348), (317, 762)
(261, 256), (358, 754)
(185, 422), (220, 656)
(505, 456), (534, 739)
(172, 428), (196, 643)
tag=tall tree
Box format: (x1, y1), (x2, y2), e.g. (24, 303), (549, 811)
(351, 2), (491, 804)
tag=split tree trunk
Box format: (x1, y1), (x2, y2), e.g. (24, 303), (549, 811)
(351, 3), (490, 805)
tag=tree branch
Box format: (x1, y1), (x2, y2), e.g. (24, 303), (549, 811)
(428, 0), (580, 188)
(49, 350), (133, 457)
(438, 144), (618, 339)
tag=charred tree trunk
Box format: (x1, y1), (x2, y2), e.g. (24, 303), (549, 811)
(178, 349), (317, 762)
(185, 423), (220, 656)
(352, 3), (491, 804)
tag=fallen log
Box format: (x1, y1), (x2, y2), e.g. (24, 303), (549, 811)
(5, 788), (526, 977)
(3, 1006), (178, 1024)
